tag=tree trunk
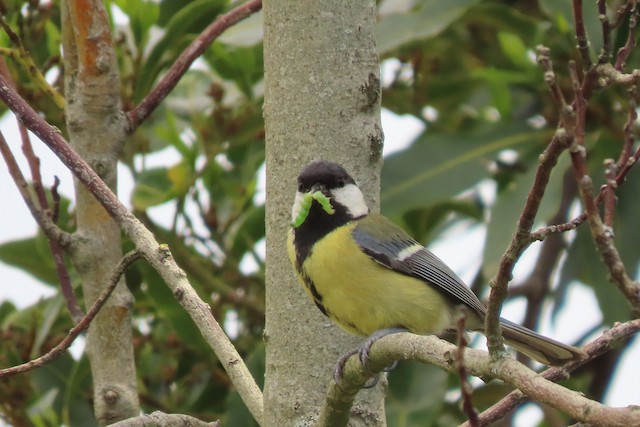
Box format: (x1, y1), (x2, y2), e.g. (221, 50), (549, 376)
(61, 1), (139, 424)
(263, 0), (385, 425)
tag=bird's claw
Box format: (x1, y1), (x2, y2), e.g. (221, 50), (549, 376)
(333, 348), (359, 385)
(334, 347), (382, 389)
(334, 328), (406, 388)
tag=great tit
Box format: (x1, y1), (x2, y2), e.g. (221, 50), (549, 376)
(287, 160), (586, 367)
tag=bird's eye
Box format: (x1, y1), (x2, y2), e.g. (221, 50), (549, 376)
(336, 177), (346, 188)
(297, 182), (305, 192)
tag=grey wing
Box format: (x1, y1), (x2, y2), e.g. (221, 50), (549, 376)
(352, 215), (488, 319)
(403, 248), (487, 317)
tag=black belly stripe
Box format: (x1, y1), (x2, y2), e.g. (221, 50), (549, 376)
(303, 273), (328, 317)
(309, 282), (328, 316)
(313, 299), (328, 317)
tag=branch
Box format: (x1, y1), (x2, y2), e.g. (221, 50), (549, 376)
(108, 411), (220, 427)
(467, 320), (640, 426)
(509, 170), (577, 366)
(615, 0), (638, 70)
(126, 0), (263, 131)
(0, 61), (71, 248)
(566, 60), (640, 310)
(325, 321), (640, 427)
(0, 250), (142, 379)
(597, 0), (612, 64)
(531, 127), (640, 240)
(572, 0), (593, 69)
(533, 42), (640, 309)
(0, 129), (71, 246)
(13, 112), (83, 322)
(0, 75), (264, 426)
(456, 310), (478, 427)
(484, 128), (571, 361)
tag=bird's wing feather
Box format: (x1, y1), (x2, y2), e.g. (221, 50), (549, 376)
(353, 213), (487, 318)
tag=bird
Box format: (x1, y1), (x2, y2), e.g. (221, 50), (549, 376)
(286, 160), (587, 372)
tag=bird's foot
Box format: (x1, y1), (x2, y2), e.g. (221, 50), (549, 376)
(333, 327), (407, 388)
(334, 348), (359, 385)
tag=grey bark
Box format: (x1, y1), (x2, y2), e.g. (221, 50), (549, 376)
(61, 2), (139, 424)
(263, 0), (385, 425)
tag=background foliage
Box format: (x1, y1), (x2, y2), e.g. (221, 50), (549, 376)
(0, 0), (638, 425)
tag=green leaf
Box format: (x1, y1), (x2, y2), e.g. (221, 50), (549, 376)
(470, 382), (514, 410)
(113, 0), (159, 46)
(224, 344), (264, 427)
(557, 225), (628, 324)
(614, 178), (640, 283)
(381, 123), (552, 217)
(131, 162), (195, 209)
(140, 263), (210, 354)
(385, 361), (449, 426)
(136, 0), (227, 101)
(402, 199), (483, 243)
(471, 68), (539, 118)
(463, 3), (542, 44)
(377, 0), (480, 54)
(227, 204), (265, 258)
(44, 21), (62, 58)
(27, 389), (60, 427)
(482, 148), (571, 280)
(61, 355), (97, 427)
(31, 295), (64, 359)
(540, 0), (602, 53)
(0, 236), (58, 286)
(0, 300), (17, 324)
(31, 352), (74, 413)
(498, 32), (531, 69)
(205, 41), (264, 98)
(217, 11), (263, 47)
(556, 169), (640, 324)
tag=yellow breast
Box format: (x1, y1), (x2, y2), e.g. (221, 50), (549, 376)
(288, 224), (453, 337)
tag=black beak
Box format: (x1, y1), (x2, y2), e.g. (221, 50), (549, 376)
(310, 183), (329, 196)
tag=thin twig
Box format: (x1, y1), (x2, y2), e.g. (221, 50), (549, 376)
(597, 0), (611, 64)
(603, 159), (617, 228)
(18, 120), (82, 322)
(0, 63), (82, 322)
(615, 0), (639, 70)
(126, 0), (263, 131)
(330, 321), (640, 427)
(532, 126), (640, 241)
(573, 0), (593, 69)
(19, 125), (48, 210)
(567, 58), (640, 310)
(456, 309), (478, 427)
(0, 130), (70, 247)
(51, 175), (61, 224)
(0, 250), (142, 378)
(465, 320), (640, 426)
(485, 129), (571, 361)
(0, 75), (265, 426)
(537, 46), (571, 115)
(611, 0), (634, 28)
(510, 170), (577, 366)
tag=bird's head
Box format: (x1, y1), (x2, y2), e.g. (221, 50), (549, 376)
(291, 160), (370, 228)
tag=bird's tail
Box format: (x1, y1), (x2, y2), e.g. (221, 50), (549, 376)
(499, 318), (587, 366)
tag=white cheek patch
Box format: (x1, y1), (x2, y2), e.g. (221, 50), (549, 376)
(333, 183), (369, 218)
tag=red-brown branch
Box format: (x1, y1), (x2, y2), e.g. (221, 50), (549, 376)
(126, 0), (263, 131)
